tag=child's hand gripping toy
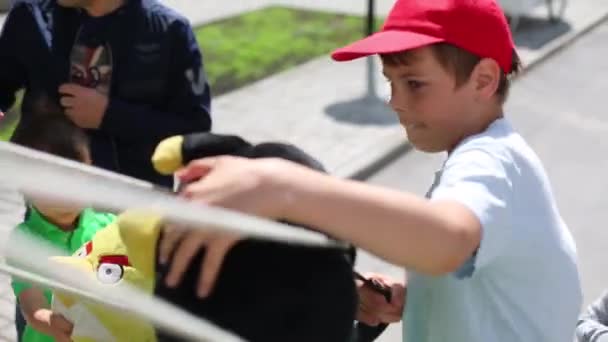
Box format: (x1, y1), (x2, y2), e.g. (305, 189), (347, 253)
(51, 133), (358, 342)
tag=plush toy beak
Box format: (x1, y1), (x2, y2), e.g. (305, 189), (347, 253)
(52, 256), (94, 272)
(50, 256), (95, 307)
(52, 290), (122, 342)
(54, 290), (77, 309)
(152, 135), (184, 175)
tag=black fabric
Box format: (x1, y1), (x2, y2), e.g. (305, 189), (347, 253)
(155, 133), (358, 341)
(180, 132), (357, 261)
(182, 133), (250, 164)
(155, 238), (357, 342)
(14, 302), (25, 342)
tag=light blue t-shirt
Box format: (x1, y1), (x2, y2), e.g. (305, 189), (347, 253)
(403, 118), (582, 342)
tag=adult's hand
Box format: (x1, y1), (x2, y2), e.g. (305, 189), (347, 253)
(59, 84), (109, 129)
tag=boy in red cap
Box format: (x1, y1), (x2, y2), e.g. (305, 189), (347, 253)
(159, 0), (582, 341)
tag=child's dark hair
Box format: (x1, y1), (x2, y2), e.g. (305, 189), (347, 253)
(20, 91), (65, 121)
(381, 43), (522, 103)
(10, 116), (90, 162)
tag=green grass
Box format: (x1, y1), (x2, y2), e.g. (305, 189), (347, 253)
(0, 92), (22, 141)
(0, 114), (18, 141)
(0, 6), (382, 140)
(196, 6), (382, 95)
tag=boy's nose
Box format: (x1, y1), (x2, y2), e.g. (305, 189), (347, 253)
(388, 91), (409, 111)
(388, 98), (408, 115)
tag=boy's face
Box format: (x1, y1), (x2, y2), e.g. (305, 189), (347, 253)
(57, 0), (93, 8)
(31, 200), (84, 227)
(383, 46), (477, 153)
(30, 149), (92, 228)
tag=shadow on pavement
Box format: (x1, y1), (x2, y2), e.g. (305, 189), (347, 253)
(324, 94), (399, 126)
(514, 16), (572, 50)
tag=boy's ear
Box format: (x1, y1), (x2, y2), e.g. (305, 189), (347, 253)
(471, 58), (501, 101)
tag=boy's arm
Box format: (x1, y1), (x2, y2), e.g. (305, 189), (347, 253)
(286, 169), (481, 275)
(18, 287), (52, 332)
(577, 292), (608, 342)
(282, 148), (508, 275)
(17, 287), (73, 341)
(99, 20), (211, 143)
(170, 148), (506, 282)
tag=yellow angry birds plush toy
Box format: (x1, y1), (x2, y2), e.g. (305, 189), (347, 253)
(53, 132), (358, 342)
(51, 211), (161, 341)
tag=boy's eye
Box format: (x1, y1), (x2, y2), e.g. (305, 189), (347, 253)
(407, 80), (424, 89)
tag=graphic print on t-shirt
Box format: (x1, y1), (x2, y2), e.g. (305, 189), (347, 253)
(69, 42), (113, 95)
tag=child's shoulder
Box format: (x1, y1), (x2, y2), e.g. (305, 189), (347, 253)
(449, 118), (526, 169)
(13, 206), (39, 235)
(81, 208), (116, 229)
(73, 209), (116, 243)
(448, 133), (514, 172)
(446, 118), (550, 194)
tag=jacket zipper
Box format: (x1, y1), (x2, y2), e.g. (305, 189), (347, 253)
(106, 44), (121, 172)
(69, 23), (121, 172)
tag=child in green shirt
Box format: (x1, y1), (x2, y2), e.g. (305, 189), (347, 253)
(7, 116), (115, 342)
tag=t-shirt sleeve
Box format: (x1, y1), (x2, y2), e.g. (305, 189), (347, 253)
(12, 280), (53, 308)
(11, 279), (33, 299)
(430, 147), (514, 271)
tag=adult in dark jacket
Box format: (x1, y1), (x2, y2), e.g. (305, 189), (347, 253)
(0, 0), (212, 187)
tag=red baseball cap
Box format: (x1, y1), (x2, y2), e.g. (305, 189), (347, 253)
(331, 0), (516, 73)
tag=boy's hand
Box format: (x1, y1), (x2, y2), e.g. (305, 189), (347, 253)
(49, 312), (74, 342)
(160, 156), (298, 298)
(160, 224), (242, 298)
(356, 273), (406, 326)
(176, 156), (292, 220)
(34, 309), (73, 342)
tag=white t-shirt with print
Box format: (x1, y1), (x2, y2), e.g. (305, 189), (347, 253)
(402, 118), (582, 342)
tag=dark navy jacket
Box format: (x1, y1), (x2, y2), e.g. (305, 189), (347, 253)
(0, 0), (212, 187)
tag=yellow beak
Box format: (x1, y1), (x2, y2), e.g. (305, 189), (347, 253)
(51, 256), (94, 308)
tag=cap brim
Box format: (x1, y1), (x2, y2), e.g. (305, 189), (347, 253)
(331, 30), (444, 62)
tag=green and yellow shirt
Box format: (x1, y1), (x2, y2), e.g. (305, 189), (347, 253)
(9, 206), (115, 342)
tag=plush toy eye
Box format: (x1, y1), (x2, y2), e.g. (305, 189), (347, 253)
(75, 241), (93, 258)
(97, 263), (124, 284)
(75, 247), (87, 258)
